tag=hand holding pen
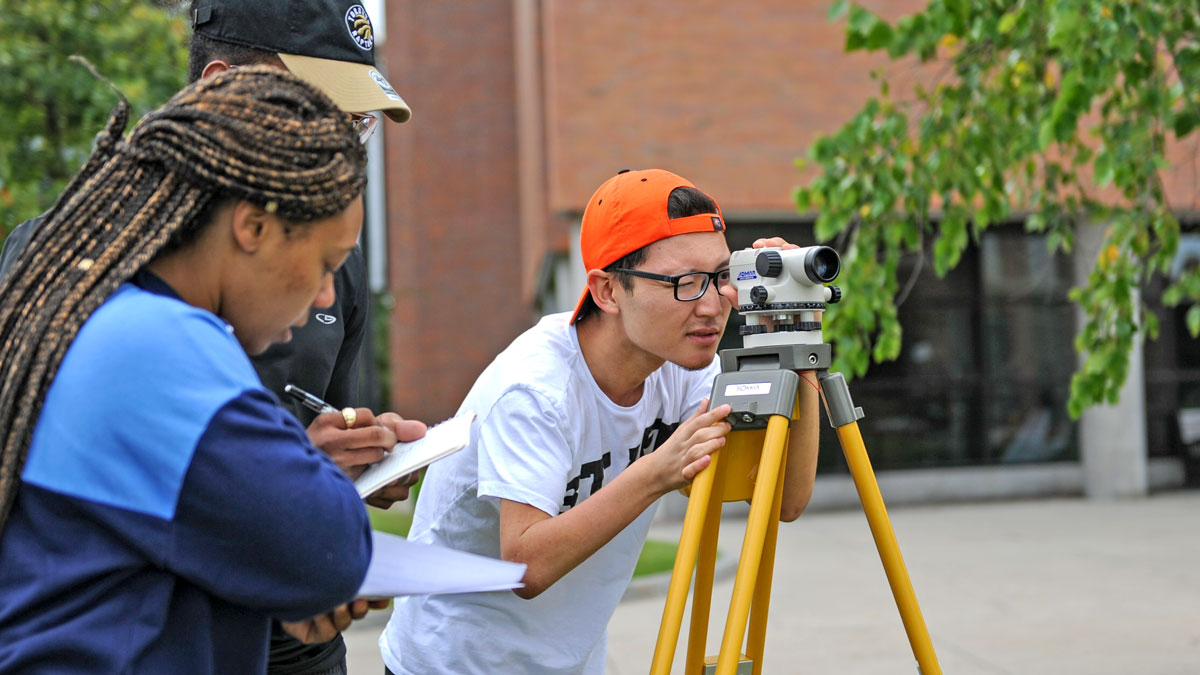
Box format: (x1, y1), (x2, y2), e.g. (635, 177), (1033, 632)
(283, 384), (427, 505)
(285, 384), (394, 478)
(285, 384), (359, 428)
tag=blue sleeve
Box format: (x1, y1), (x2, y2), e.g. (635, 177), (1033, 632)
(167, 389), (372, 621)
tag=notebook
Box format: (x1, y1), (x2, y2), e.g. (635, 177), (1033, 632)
(354, 411), (475, 498)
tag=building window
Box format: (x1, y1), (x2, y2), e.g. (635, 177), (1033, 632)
(725, 220), (1079, 473)
(1144, 229), (1200, 467)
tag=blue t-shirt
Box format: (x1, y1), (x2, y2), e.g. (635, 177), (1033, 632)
(0, 273), (371, 674)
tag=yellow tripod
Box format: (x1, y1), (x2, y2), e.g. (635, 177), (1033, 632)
(649, 340), (942, 675)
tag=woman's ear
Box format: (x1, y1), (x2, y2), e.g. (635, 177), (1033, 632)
(229, 201), (273, 253)
(586, 269), (622, 317)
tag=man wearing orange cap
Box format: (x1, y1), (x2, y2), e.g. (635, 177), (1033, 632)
(379, 169), (821, 674)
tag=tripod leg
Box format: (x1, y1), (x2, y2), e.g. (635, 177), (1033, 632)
(652, 445), (724, 674)
(685, 466), (726, 674)
(745, 438), (786, 675)
(836, 420), (942, 675)
(716, 415), (790, 675)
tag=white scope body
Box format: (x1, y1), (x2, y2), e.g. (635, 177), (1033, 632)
(729, 245), (841, 347)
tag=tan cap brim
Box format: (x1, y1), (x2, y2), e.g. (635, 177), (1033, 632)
(279, 53), (411, 123)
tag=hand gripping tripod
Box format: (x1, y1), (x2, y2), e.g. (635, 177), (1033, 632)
(650, 246), (942, 675)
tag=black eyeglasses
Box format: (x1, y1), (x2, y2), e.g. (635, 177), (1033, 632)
(613, 267), (732, 302)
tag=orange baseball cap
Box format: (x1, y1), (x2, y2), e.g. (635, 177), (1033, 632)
(570, 169), (725, 323)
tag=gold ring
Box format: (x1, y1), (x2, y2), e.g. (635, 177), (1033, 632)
(341, 407), (357, 428)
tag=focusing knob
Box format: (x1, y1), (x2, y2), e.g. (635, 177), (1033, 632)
(755, 251), (783, 278)
(828, 286), (842, 304)
(749, 286), (770, 304)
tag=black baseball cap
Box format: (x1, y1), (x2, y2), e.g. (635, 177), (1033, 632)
(191, 0), (411, 123)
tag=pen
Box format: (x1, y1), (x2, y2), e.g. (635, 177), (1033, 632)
(284, 384), (339, 415)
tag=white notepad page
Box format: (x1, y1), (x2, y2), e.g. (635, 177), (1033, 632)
(357, 530), (526, 598)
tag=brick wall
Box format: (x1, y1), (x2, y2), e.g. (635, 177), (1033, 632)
(543, 0), (925, 212)
(380, 1), (532, 423)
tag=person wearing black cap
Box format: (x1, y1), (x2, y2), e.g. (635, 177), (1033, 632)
(186, 0), (411, 124)
(0, 3), (421, 675)
(190, 6), (420, 675)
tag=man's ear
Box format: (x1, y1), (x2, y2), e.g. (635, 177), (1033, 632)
(229, 201), (273, 254)
(586, 269), (622, 317)
(200, 60), (233, 80)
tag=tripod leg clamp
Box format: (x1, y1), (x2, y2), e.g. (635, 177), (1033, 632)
(817, 371), (864, 428)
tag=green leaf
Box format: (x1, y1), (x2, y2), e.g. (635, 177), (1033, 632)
(1144, 309), (1160, 340)
(1094, 150), (1114, 187)
(865, 19), (893, 50)
(1188, 306), (1200, 338)
(845, 5), (884, 52)
(1174, 45), (1200, 75)
(1163, 286), (1183, 306)
(1047, 7), (1081, 49)
(828, 0), (849, 22)
(1037, 119), (1055, 151)
(997, 11), (1018, 35)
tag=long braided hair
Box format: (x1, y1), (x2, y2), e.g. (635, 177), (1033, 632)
(0, 65), (367, 533)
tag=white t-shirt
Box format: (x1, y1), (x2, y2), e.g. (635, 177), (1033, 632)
(380, 312), (719, 675)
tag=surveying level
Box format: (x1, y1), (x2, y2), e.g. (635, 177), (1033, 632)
(650, 246), (942, 675)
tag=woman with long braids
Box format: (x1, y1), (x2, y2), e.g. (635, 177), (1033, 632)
(0, 67), (375, 673)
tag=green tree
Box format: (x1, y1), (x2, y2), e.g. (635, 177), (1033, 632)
(796, 0), (1200, 417)
(0, 0), (188, 238)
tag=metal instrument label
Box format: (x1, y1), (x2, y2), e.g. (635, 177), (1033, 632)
(724, 382), (771, 396)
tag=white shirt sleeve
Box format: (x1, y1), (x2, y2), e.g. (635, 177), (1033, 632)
(476, 386), (573, 517)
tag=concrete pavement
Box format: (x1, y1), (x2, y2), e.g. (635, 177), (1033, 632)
(345, 490), (1200, 674)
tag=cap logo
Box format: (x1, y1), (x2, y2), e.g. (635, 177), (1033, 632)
(369, 69), (404, 102)
(345, 4), (374, 51)
(711, 216), (724, 231)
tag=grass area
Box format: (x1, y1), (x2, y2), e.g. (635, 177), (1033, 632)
(368, 507), (678, 579)
(368, 506), (413, 537)
(632, 538), (680, 578)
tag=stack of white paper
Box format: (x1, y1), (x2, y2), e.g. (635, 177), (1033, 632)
(357, 531), (526, 598)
